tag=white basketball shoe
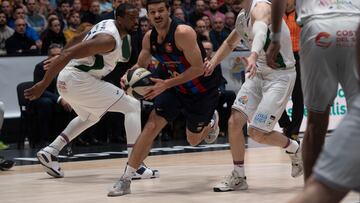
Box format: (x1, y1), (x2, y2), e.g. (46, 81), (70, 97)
(205, 110), (219, 144)
(37, 148), (64, 178)
(213, 170), (248, 192)
(132, 164), (160, 180)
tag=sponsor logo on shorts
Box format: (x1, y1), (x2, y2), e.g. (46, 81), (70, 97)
(315, 32), (332, 48)
(319, 0), (352, 9)
(336, 30), (356, 47)
(57, 80), (67, 92)
(266, 115), (276, 127)
(238, 95), (248, 106)
(254, 113), (267, 124)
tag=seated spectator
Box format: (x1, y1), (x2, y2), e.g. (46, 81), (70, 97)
(139, 16), (151, 35)
(41, 18), (66, 54)
(81, 0), (101, 25)
(8, 7), (42, 49)
(0, 11), (14, 55)
(204, 0), (225, 22)
(5, 18), (38, 55)
(31, 43), (73, 147)
(25, 0), (47, 35)
(173, 8), (186, 23)
(71, 0), (85, 19)
(195, 19), (210, 41)
(224, 11), (235, 33)
(1, 0), (13, 23)
(209, 16), (229, 51)
(133, 0), (147, 17)
(38, 0), (54, 17)
(188, 0), (206, 27)
(56, 0), (72, 29)
(63, 11), (81, 42)
(218, 0), (234, 14)
(201, 14), (212, 30)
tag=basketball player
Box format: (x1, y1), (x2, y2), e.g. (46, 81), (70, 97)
(204, 0), (303, 192)
(267, 0), (360, 180)
(24, 3), (158, 180)
(286, 24), (360, 203)
(107, 0), (222, 196)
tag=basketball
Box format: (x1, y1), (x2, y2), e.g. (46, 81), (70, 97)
(124, 67), (154, 100)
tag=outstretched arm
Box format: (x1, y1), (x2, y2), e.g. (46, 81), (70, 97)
(266, 0), (287, 68)
(24, 34), (116, 100)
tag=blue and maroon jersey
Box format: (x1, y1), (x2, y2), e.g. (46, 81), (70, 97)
(150, 19), (221, 95)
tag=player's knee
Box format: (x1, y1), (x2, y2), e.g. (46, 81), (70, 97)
(248, 128), (268, 144)
(228, 111), (246, 130)
(125, 96), (141, 113)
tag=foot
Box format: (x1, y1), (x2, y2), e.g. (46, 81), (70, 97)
(205, 110), (219, 144)
(132, 165), (160, 180)
(288, 146), (303, 178)
(213, 170), (248, 192)
(290, 134), (300, 144)
(37, 148), (64, 178)
(0, 157), (15, 170)
(108, 177), (131, 197)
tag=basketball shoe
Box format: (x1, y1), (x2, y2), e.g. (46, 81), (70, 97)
(288, 145), (303, 178)
(37, 148), (64, 178)
(132, 164), (160, 180)
(0, 156), (15, 170)
(108, 177), (131, 197)
(205, 110), (219, 144)
(213, 170), (248, 192)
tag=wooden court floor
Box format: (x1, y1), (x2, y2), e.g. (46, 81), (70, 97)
(0, 147), (358, 203)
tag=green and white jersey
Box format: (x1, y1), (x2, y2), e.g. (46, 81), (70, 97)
(67, 20), (131, 79)
(235, 0), (295, 69)
(296, 0), (360, 26)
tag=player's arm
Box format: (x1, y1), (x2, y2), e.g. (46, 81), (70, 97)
(24, 34), (116, 100)
(133, 31), (153, 69)
(266, 0), (287, 68)
(163, 25), (204, 88)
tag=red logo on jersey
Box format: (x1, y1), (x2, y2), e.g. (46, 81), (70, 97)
(165, 43), (173, 53)
(315, 32), (332, 48)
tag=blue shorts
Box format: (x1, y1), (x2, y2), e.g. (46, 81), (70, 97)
(154, 88), (219, 133)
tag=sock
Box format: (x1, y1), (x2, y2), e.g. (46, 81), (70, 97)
(284, 139), (299, 153)
(233, 160), (245, 177)
(46, 133), (69, 155)
(122, 164), (137, 180)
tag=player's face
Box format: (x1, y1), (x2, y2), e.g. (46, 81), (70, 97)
(147, 2), (170, 29)
(121, 8), (139, 33)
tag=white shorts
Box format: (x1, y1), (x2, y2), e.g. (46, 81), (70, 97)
(57, 67), (125, 121)
(232, 68), (296, 132)
(300, 16), (360, 112)
(314, 94), (360, 192)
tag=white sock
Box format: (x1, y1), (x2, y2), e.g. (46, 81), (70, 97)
(233, 161), (245, 177)
(285, 139), (299, 153)
(127, 145), (133, 158)
(122, 164), (137, 180)
(46, 134), (69, 155)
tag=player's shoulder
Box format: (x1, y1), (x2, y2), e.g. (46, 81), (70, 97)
(175, 24), (196, 37)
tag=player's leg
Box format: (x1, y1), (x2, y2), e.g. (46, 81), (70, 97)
(183, 89), (220, 146)
(247, 69), (302, 177)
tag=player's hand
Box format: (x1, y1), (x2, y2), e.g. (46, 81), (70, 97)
(24, 81), (46, 101)
(243, 56), (257, 79)
(266, 41), (281, 69)
(144, 78), (168, 100)
(120, 74), (128, 89)
(59, 98), (72, 112)
(204, 58), (216, 77)
(43, 55), (60, 70)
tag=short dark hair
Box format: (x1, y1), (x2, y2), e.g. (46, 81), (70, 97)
(146, 0), (170, 11)
(47, 43), (63, 54)
(115, 3), (136, 17)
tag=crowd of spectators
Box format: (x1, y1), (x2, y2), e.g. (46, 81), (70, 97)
(0, 0), (242, 56)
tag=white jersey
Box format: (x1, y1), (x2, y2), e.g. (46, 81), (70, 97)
(67, 20), (131, 79)
(296, 0), (360, 25)
(235, 0), (295, 69)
